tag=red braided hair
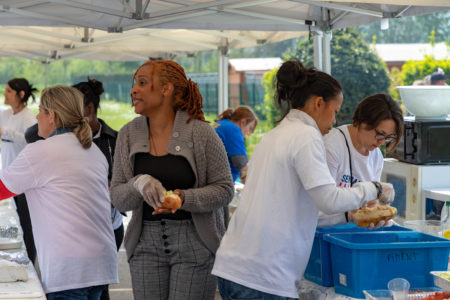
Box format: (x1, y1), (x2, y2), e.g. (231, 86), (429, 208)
(134, 60), (206, 123)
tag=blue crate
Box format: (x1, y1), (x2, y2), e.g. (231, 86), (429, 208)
(323, 231), (450, 298)
(304, 224), (412, 287)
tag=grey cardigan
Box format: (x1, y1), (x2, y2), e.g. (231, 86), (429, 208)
(110, 110), (234, 260)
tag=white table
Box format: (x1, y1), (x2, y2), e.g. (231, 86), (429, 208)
(0, 198), (46, 300)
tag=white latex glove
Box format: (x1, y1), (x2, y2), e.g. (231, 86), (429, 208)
(368, 220), (386, 229)
(379, 182), (395, 205)
(133, 174), (166, 209)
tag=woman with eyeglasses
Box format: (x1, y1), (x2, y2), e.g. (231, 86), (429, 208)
(214, 106), (258, 183)
(212, 61), (396, 299)
(319, 93), (404, 227)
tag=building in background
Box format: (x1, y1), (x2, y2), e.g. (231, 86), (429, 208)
(190, 57), (282, 116)
(73, 57), (283, 117)
(373, 42), (449, 71)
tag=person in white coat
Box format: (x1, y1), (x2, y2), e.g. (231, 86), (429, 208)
(212, 60), (395, 299)
(1, 78), (38, 263)
(319, 93), (403, 227)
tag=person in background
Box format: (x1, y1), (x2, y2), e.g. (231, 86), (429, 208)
(1, 78), (38, 263)
(214, 106), (258, 183)
(110, 59), (234, 300)
(319, 93), (403, 227)
(0, 85), (118, 299)
(430, 71), (447, 86)
(412, 79), (426, 86)
(212, 59), (395, 300)
(73, 78), (124, 300)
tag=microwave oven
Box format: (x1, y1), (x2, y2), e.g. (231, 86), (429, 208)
(381, 159), (450, 220)
(391, 117), (450, 165)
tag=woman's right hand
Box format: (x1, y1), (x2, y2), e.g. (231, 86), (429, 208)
(133, 174), (166, 209)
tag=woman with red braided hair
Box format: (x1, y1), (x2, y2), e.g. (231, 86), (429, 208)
(110, 60), (234, 300)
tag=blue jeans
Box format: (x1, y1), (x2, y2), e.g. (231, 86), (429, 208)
(47, 285), (107, 300)
(218, 277), (298, 300)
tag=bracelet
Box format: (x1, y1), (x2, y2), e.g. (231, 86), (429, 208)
(372, 181), (382, 199)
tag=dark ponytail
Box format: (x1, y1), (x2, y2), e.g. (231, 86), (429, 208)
(72, 78), (104, 113)
(275, 59), (342, 121)
(7, 78), (38, 105)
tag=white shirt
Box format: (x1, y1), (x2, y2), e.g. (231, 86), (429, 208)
(92, 122), (123, 230)
(0, 107), (37, 168)
(212, 110), (376, 298)
(318, 125), (384, 226)
(0, 133), (118, 293)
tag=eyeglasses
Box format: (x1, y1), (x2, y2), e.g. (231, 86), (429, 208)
(374, 128), (397, 143)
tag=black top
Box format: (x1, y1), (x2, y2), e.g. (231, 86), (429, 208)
(134, 152), (195, 220)
(93, 119), (117, 185)
(24, 123), (43, 144)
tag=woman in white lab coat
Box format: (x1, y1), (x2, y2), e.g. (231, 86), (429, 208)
(212, 59), (395, 299)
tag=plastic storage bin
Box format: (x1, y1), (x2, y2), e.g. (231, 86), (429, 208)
(323, 231), (450, 298)
(304, 223), (413, 286)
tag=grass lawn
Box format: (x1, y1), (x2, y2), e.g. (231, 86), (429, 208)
(1, 99), (269, 157)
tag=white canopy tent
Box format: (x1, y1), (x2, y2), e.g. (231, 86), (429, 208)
(0, 0), (449, 110)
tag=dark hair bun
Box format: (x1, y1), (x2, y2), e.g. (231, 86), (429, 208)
(87, 78), (104, 97)
(277, 60), (308, 89)
(276, 60), (309, 102)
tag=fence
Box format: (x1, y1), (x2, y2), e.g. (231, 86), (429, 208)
(72, 73), (266, 117)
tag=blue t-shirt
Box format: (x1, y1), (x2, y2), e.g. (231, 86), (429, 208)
(214, 119), (247, 181)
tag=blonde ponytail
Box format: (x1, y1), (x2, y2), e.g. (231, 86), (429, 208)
(41, 85), (93, 148)
(73, 117), (92, 149)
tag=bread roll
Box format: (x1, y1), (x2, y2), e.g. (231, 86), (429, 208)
(353, 205), (397, 228)
(162, 191), (182, 209)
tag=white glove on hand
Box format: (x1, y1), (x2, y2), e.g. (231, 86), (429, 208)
(379, 182), (395, 205)
(368, 219), (396, 229)
(368, 220), (386, 230)
(133, 174), (166, 209)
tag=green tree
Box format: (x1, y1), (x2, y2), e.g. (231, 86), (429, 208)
(278, 27), (391, 125)
(359, 10), (450, 44)
(259, 68), (280, 127)
(400, 56), (450, 86)
(388, 67), (402, 100)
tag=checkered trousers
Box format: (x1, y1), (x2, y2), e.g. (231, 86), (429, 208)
(129, 219), (216, 300)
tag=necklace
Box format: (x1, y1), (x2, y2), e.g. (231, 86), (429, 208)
(149, 132), (158, 156)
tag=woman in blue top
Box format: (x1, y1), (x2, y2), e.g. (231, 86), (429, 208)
(214, 106), (258, 182)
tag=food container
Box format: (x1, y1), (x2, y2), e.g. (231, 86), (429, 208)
(403, 220), (449, 237)
(431, 271), (450, 291)
(324, 231), (450, 298)
(397, 86), (450, 119)
(363, 288), (442, 300)
(304, 223), (413, 287)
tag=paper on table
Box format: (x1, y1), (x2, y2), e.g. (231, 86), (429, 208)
(0, 264), (44, 299)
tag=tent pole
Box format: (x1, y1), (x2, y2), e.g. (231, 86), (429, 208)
(313, 30), (323, 71)
(217, 46), (229, 114)
(322, 30), (332, 74)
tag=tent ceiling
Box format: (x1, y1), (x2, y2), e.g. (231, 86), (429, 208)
(0, 0), (448, 62)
